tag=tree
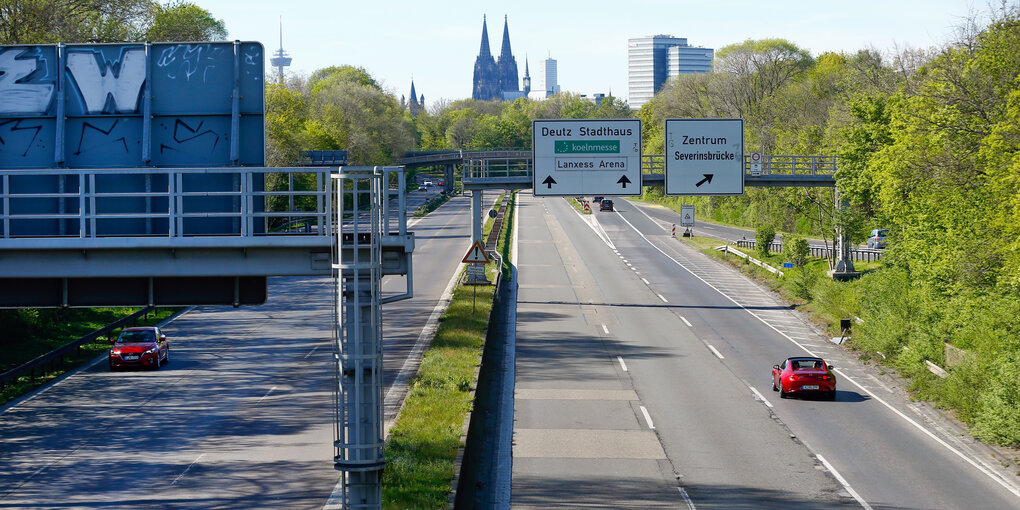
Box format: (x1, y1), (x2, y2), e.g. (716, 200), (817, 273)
(145, 1), (226, 42)
(0, 0), (156, 44)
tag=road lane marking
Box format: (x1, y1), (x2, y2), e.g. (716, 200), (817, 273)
(171, 454), (205, 486)
(680, 316), (692, 327)
(677, 487), (697, 510)
(641, 278), (651, 285)
(617, 356), (628, 372)
(639, 405), (655, 429)
(619, 206), (1020, 499)
(707, 344), (725, 359)
(657, 294), (668, 303)
(303, 345), (319, 359)
(748, 385), (773, 409)
(817, 454), (873, 510)
(602, 324), (610, 334)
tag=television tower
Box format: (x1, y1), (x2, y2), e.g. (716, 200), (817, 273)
(269, 17), (292, 84)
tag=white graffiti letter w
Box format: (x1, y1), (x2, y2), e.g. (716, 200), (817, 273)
(67, 48), (146, 114)
(0, 49), (55, 114)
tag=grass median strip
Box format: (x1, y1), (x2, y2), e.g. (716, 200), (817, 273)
(382, 192), (513, 508)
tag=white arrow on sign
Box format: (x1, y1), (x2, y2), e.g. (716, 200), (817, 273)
(462, 240), (490, 264)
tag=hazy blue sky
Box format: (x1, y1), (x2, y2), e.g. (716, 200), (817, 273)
(197, 0), (986, 104)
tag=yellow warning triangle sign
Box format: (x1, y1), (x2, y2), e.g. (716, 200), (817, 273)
(462, 240), (490, 263)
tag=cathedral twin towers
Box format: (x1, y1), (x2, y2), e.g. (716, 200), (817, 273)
(473, 15), (531, 101)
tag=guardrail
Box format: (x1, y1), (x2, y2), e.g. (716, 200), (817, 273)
(0, 167), (332, 242)
(0, 307), (153, 390)
(734, 239), (883, 262)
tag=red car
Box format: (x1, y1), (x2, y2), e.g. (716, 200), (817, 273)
(109, 326), (169, 370)
(772, 356), (836, 400)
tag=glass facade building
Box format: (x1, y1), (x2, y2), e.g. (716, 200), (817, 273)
(544, 57), (560, 97)
(628, 35), (713, 109)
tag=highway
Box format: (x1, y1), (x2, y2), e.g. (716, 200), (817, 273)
(0, 188), (486, 509)
(512, 194), (1020, 509)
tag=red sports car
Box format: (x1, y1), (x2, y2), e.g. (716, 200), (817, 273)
(109, 326), (169, 370)
(772, 356), (836, 400)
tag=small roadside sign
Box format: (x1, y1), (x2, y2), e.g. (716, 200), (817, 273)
(680, 205), (695, 227)
(462, 240), (490, 264)
(750, 151), (762, 176)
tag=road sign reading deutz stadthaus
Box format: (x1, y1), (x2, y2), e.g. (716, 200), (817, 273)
(665, 119), (744, 196)
(532, 119), (641, 196)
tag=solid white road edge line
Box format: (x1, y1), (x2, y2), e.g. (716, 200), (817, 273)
(639, 405), (655, 430)
(621, 203), (1020, 500)
(680, 316), (693, 328)
(816, 454), (873, 510)
(835, 368), (1020, 498)
(617, 356), (628, 372)
(748, 385), (773, 409)
(677, 487), (697, 510)
(707, 344), (725, 359)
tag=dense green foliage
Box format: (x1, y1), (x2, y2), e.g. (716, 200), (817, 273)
(0, 0), (225, 44)
(634, 6), (1020, 446)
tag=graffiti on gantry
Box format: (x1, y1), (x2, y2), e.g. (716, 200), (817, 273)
(155, 44), (225, 82)
(158, 119), (222, 155)
(74, 120), (129, 156)
(65, 48), (146, 114)
(0, 41), (263, 169)
(0, 47), (56, 115)
(0, 119), (45, 157)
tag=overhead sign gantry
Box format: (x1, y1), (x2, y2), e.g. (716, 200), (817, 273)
(532, 119), (642, 196)
(664, 118), (744, 196)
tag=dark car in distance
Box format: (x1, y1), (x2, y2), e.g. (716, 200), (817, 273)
(772, 356), (836, 400)
(599, 199), (614, 211)
(109, 326), (169, 370)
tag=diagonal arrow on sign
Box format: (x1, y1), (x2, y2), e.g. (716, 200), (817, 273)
(695, 174), (714, 187)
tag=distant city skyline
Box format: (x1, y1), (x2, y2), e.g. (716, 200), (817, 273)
(197, 0), (988, 105)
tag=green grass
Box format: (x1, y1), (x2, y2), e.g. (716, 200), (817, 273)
(381, 192), (514, 508)
(0, 307), (181, 405)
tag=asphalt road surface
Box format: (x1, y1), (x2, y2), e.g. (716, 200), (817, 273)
(0, 191), (491, 509)
(512, 194), (1020, 509)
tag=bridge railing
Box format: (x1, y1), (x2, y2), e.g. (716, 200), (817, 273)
(0, 167), (333, 243)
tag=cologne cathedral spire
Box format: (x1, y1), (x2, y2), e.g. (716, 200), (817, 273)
(472, 15), (499, 100)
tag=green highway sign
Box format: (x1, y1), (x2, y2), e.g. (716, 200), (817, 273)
(554, 140), (620, 154)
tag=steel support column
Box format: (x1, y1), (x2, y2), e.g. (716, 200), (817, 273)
(333, 169), (385, 509)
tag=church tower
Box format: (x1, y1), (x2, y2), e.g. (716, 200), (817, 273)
(497, 15), (519, 96)
(472, 16), (500, 101)
(522, 58), (531, 96)
(408, 80), (423, 117)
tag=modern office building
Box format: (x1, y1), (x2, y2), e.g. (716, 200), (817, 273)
(627, 35), (713, 109)
(544, 56), (560, 97)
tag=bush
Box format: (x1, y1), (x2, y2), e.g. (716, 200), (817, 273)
(972, 353), (1020, 446)
(784, 236), (810, 267)
(756, 225), (776, 257)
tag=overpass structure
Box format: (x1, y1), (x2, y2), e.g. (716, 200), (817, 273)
(398, 150), (838, 189)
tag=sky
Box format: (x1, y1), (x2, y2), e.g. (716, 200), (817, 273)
(196, 0), (987, 105)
